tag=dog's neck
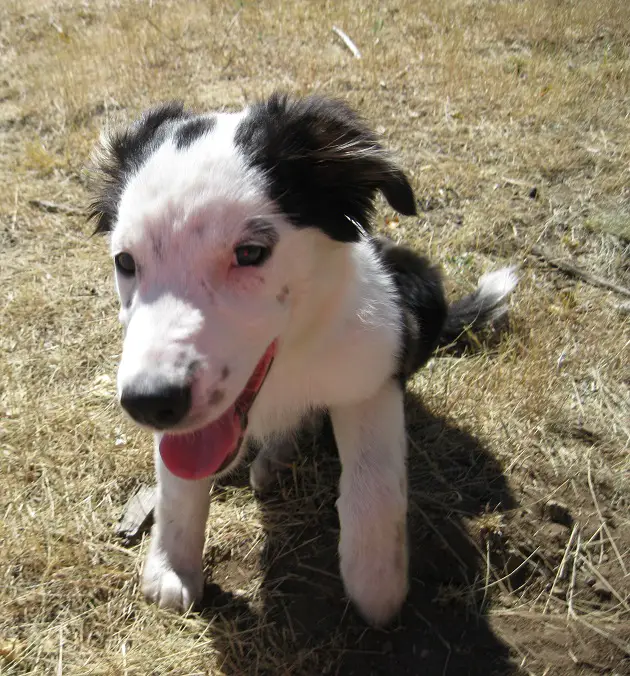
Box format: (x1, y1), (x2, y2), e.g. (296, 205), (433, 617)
(279, 235), (375, 355)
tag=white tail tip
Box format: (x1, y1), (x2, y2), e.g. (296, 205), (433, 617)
(478, 266), (519, 301)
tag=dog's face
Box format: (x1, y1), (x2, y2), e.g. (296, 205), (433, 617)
(89, 94), (416, 479)
(109, 113), (296, 436)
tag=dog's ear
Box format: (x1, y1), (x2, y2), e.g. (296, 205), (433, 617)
(235, 94), (416, 243)
(88, 102), (191, 234)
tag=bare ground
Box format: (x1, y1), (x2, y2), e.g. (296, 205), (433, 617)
(1, 1), (629, 674)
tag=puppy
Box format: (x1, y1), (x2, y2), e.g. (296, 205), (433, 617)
(89, 94), (516, 626)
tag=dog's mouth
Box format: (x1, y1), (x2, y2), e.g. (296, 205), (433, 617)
(158, 342), (276, 481)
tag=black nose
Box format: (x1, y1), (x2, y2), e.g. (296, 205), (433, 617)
(120, 379), (192, 429)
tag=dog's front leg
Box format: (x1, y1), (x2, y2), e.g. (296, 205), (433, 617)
(142, 435), (211, 612)
(330, 379), (408, 627)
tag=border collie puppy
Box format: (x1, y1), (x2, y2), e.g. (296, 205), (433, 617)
(89, 94), (516, 626)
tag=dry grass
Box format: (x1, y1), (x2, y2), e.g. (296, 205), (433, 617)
(1, 1), (629, 674)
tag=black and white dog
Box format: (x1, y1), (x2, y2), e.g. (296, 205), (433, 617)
(89, 94), (516, 627)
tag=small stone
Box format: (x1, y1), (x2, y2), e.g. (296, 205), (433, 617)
(593, 581), (613, 600)
(529, 186), (539, 199)
(553, 587), (567, 600)
(585, 576), (596, 587)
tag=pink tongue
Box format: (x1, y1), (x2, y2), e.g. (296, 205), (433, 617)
(159, 406), (240, 481)
(158, 342), (276, 481)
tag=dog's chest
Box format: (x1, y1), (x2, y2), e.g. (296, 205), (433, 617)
(249, 320), (399, 437)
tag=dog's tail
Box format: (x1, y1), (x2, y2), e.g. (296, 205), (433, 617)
(439, 267), (518, 347)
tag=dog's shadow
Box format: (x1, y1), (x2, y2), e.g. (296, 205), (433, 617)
(201, 391), (522, 676)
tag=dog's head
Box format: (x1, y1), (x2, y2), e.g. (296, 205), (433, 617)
(89, 93), (416, 479)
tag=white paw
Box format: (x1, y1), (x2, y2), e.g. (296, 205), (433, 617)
(142, 547), (204, 612)
(340, 521), (408, 627)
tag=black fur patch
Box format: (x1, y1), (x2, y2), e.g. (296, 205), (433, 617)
(234, 93), (417, 243)
(174, 117), (216, 150)
(89, 94), (416, 240)
(88, 101), (192, 234)
(372, 237), (447, 382)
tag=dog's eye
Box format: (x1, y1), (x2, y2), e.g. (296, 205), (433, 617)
(234, 245), (270, 267)
(115, 252), (136, 276)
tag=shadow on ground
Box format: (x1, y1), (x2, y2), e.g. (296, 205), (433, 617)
(202, 391), (523, 676)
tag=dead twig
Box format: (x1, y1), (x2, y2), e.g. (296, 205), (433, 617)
(543, 522), (579, 615)
(145, 16), (196, 53)
(116, 484), (157, 545)
(587, 458), (628, 576)
(332, 25), (361, 59)
(531, 245), (630, 298)
(567, 530), (580, 619)
(28, 199), (82, 215)
(574, 616), (630, 657)
(580, 554), (630, 612)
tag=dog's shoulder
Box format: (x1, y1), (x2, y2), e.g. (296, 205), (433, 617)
(250, 239), (404, 434)
(371, 237), (447, 382)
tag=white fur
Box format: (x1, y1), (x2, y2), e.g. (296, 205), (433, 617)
(143, 443), (211, 610)
(105, 108), (513, 626)
(332, 378), (408, 625)
(476, 266), (519, 322)
(108, 114), (407, 625)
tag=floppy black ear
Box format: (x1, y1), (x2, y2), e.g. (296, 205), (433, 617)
(235, 93), (417, 243)
(88, 102), (192, 234)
